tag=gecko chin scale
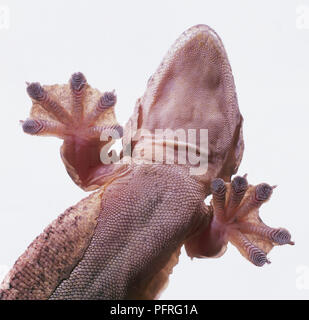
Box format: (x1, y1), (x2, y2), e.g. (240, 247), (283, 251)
(185, 175), (294, 267)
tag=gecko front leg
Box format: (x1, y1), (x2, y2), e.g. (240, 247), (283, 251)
(22, 73), (125, 191)
(185, 175), (294, 266)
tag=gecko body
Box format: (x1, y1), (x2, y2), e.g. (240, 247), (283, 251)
(0, 25), (293, 300)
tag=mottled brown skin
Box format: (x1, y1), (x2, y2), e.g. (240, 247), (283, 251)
(0, 25), (293, 300)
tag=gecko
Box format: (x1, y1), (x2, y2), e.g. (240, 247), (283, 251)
(0, 24), (294, 300)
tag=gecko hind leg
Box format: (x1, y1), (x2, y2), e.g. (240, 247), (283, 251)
(21, 72), (124, 190)
(185, 175), (294, 267)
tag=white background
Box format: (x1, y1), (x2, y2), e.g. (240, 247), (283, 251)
(0, 0), (308, 299)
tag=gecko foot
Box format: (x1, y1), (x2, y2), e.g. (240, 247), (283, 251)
(185, 175), (294, 266)
(21, 72), (123, 190)
(22, 73), (123, 139)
